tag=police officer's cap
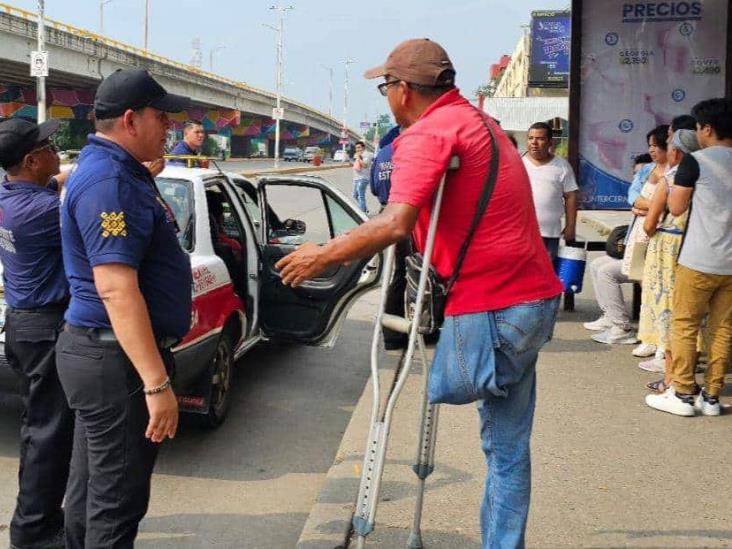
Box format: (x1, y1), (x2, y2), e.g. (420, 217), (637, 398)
(94, 69), (189, 120)
(0, 117), (60, 169)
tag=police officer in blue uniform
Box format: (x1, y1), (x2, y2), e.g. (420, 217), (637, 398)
(368, 125), (410, 350)
(0, 117), (72, 549)
(168, 120), (205, 166)
(56, 68), (192, 548)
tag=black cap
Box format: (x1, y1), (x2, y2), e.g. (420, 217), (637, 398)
(0, 118), (60, 170)
(94, 68), (189, 120)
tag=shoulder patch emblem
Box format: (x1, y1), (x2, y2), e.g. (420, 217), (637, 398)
(100, 211), (127, 238)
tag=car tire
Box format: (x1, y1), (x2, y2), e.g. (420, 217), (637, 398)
(203, 332), (234, 428)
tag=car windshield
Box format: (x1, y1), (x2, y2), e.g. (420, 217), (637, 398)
(155, 177), (194, 251)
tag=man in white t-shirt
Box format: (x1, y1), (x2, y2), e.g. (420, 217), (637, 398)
(352, 141), (373, 213)
(522, 122), (578, 260)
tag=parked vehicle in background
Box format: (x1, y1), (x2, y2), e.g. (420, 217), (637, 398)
(333, 149), (347, 162)
(283, 147), (304, 162)
(303, 146), (323, 161)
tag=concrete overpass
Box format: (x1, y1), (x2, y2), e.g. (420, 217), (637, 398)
(0, 3), (364, 155)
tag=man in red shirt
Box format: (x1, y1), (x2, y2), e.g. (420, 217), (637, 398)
(276, 38), (562, 547)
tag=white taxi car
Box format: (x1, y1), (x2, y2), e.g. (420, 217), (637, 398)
(0, 166), (381, 426)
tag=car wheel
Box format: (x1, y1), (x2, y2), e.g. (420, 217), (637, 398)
(204, 333), (234, 428)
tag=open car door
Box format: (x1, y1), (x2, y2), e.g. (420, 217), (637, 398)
(257, 175), (381, 347)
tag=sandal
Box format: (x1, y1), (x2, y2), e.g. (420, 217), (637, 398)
(646, 378), (668, 393)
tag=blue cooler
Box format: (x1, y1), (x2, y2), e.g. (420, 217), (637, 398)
(554, 245), (587, 294)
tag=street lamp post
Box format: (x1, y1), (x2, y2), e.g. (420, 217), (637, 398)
(209, 45), (225, 72)
(143, 0), (149, 49)
(36, 0), (46, 123)
(266, 5), (293, 169)
(341, 58), (354, 159)
(320, 64), (334, 117)
(99, 0), (113, 34)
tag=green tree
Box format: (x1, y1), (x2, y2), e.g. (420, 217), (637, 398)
(365, 113), (393, 143)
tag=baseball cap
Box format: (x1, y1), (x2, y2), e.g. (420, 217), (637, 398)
(94, 68), (189, 120)
(0, 118), (60, 169)
(364, 38), (456, 87)
(671, 129), (700, 154)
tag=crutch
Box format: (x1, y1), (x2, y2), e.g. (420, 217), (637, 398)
(352, 156), (460, 549)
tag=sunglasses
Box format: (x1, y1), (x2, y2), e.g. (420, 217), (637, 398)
(377, 80), (401, 97)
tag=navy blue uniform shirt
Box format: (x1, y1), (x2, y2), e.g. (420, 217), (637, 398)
(0, 179), (69, 308)
(168, 140), (198, 166)
(61, 135), (192, 339)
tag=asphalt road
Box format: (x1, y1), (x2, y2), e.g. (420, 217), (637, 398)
(0, 167), (381, 548)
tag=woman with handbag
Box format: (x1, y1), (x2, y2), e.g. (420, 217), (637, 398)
(592, 126), (668, 345)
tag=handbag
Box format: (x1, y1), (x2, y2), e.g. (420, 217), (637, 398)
(404, 111), (500, 333)
(627, 240), (648, 281)
(605, 224), (629, 259)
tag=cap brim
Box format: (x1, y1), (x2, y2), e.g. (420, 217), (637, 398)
(149, 92), (189, 113)
(364, 65), (387, 80)
(36, 119), (61, 143)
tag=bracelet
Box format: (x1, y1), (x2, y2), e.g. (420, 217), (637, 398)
(144, 376), (171, 395)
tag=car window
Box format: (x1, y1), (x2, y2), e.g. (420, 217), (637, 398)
(206, 179), (245, 243)
(231, 178), (262, 242)
(264, 184), (331, 245)
(325, 194), (359, 236)
(155, 177), (194, 251)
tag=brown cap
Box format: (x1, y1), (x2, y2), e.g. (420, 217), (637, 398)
(364, 38), (456, 86)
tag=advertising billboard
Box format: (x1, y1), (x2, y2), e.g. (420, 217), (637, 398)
(529, 10), (571, 87)
(575, 0), (728, 209)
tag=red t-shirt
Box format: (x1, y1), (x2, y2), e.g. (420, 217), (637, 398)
(389, 89), (563, 315)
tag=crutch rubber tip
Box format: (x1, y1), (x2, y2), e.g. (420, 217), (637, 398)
(352, 516), (374, 537)
(407, 532), (424, 549)
(411, 463), (435, 480)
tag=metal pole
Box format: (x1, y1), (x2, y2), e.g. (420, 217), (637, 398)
(320, 65), (334, 117)
(209, 45), (225, 72)
(144, 0), (149, 50)
(342, 58), (353, 158)
(100, 0), (113, 34)
(36, 0), (46, 123)
(268, 5), (293, 169)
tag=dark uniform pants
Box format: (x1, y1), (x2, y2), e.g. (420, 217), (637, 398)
(383, 238), (411, 346)
(4, 308), (73, 547)
(56, 329), (173, 549)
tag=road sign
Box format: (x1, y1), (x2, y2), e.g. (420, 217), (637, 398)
(272, 107), (285, 120)
(359, 121), (371, 130)
(30, 51), (48, 77)
(339, 138), (349, 145)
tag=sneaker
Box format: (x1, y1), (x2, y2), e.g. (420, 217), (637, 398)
(638, 357), (665, 373)
(583, 315), (613, 331)
(591, 326), (639, 345)
(632, 342), (657, 357)
(645, 387), (696, 416)
(10, 528), (65, 549)
(694, 391), (721, 416)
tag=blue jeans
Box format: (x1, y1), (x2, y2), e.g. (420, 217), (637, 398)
(352, 177), (369, 212)
(428, 297), (559, 548)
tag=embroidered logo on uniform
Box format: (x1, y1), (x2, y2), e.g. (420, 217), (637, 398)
(100, 211), (127, 238)
(0, 226), (16, 253)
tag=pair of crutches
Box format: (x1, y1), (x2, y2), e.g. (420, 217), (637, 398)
(352, 156), (460, 549)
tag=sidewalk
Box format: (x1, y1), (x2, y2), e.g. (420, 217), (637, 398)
(298, 252), (732, 549)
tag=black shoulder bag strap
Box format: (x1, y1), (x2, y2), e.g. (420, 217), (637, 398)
(444, 110), (501, 294)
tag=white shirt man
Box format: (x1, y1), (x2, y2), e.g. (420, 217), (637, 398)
(522, 122), (578, 261)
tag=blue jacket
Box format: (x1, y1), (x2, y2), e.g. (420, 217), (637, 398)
(369, 125), (400, 206)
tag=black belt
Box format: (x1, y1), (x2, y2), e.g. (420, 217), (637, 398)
(8, 301), (68, 314)
(64, 324), (178, 349)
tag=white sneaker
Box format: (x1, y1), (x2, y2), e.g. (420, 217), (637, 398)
(583, 316), (613, 331)
(632, 342), (657, 357)
(694, 392), (721, 416)
(645, 388), (696, 416)
(638, 357), (665, 373)
(591, 326), (639, 345)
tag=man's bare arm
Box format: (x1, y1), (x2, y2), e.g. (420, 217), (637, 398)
(562, 190), (578, 241)
(276, 202), (418, 287)
(93, 263), (178, 442)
